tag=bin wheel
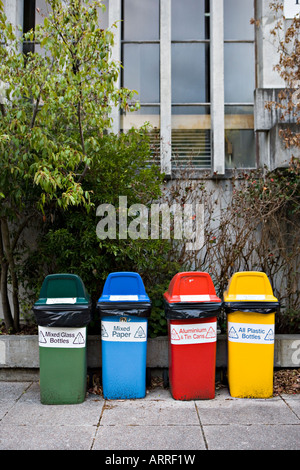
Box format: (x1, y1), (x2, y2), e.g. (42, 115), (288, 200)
(146, 368), (151, 387)
(163, 369), (169, 388)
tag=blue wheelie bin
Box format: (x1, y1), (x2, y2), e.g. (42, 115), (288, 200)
(97, 272), (151, 399)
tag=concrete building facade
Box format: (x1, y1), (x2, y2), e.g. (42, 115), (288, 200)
(2, 0), (299, 177)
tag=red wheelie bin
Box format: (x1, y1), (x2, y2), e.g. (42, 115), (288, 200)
(164, 272), (222, 400)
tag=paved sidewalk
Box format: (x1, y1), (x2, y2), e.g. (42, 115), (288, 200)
(0, 381), (299, 451)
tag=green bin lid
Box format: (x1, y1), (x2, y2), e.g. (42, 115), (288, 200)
(35, 274), (90, 305)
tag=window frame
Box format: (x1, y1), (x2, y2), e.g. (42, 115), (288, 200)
(223, 0), (256, 170)
(24, 0), (256, 175)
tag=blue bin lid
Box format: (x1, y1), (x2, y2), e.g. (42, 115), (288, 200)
(98, 272), (150, 303)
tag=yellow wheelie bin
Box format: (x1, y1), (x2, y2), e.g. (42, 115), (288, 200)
(224, 272), (280, 398)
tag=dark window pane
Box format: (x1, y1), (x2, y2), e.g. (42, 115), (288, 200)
(123, 44), (160, 103)
(225, 130), (256, 168)
(171, 0), (207, 40)
(172, 105), (210, 116)
(123, 0), (159, 40)
(23, 0), (36, 54)
(224, 43), (255, 103)
(172, 43), (208, 104)
(224, 0), (254, 40)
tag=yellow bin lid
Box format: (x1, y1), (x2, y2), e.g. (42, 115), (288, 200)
(224, 271), (278, 302)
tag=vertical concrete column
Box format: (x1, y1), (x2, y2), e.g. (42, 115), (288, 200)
(4, 0), (23, 30)
(108, 0), (121, 134)
(210, 0), (225, 175)
(160, 0), (172, 175)
(4, 0), (24, 49)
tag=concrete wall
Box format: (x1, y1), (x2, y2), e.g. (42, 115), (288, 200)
(0, 334), (299, 381)
(256, 0), (286, 90)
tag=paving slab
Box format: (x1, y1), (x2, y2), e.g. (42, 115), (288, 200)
(100, 399), (200, 426)
(195, 388), (299, 425)
(0, 423), (98, 450)
(93, 425), (206, 451)
(0, 381), (32, 402)
(0, 382), (32, 420)
(203, 424), (300, 450)
(0, 381), (299, 451)
(281, 394), (300, 419)
(1, 382), (104, 427)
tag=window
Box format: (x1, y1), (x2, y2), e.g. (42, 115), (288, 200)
(120, 0), (160, 162)
(23, 0), (36, 54)
(171, 0), (211, 169)
(120, 0), (256, 174)
(121, 0), (160, 133)
(224, 0), (256, 169)
(23, 0), (109, 55)
(24, 0), (256, 174)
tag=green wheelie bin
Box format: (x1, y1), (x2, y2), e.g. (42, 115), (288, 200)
(33, 274), (92, 405)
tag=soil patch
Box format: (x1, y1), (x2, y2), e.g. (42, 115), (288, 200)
(0, 323), (38, 335)
(273, 368), (300, 395)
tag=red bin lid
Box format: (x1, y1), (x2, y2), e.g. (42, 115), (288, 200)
(163, 272), (221, 303)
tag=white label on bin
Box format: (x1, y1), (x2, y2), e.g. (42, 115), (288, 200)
(170, 321), (217, 345)
(46, 298), (77, 304)
(109, 295), (139, 301)
(228, 322), (274, 344)
(101, 320), (147, 342)
(38, 326), (86, 348)
(179, 295), (211, 302)
(236, 295), (266, 301)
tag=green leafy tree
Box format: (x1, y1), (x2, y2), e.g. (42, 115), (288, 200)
(0, 0), (140, 331)
(21, 128), (172, 336)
